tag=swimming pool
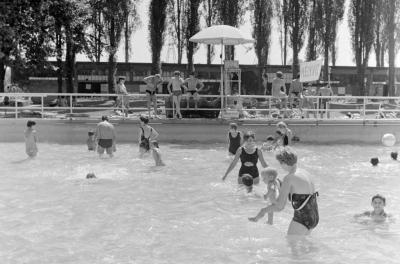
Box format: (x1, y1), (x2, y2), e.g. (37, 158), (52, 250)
(0, 143), (399, 263)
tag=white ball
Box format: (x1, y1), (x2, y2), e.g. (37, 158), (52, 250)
(382, 133), (396, 147)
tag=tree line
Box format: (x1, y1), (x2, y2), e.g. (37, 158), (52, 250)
(0, 0), (399, 96)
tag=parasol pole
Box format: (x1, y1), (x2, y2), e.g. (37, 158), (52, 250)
(220, 40), (224, 117)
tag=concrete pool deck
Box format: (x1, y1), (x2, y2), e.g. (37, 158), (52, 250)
(0, 118), (400, 144)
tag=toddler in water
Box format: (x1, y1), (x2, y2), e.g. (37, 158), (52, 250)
(354, 194), (391, 223)
(261, 168), (281, 224)
(24, 120), (38, 158)
(86, 130), (96, 151)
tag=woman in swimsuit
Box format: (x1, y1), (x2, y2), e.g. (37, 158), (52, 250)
(168, 71), (187, 119)
(222, 131), (268, 185)
(275, 121), (293, 146)
(249, 147), (319, 235)
(138, 116), (165, 166)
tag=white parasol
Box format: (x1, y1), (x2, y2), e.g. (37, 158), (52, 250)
(189, 25), (254, 112)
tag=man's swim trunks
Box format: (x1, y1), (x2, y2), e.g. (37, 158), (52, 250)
(98, 139), (113, 149)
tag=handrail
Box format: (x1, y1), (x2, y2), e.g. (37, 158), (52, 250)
(1, 92), (400, 120)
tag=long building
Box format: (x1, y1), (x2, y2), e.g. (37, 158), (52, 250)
(21, 62), (400, 96)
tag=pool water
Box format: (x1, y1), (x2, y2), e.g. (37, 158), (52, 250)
(0, 143), (399, 264)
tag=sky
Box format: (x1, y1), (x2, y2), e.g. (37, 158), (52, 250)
(78, 0), (399, 67)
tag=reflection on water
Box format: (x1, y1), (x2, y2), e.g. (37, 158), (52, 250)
(0, 143), (399, 264)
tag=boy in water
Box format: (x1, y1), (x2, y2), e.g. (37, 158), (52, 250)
(86, 130), (96, 151)
(24, 120), (38, 158)
(227, 123), (243, 156)
(138, 116), (165, 166)
(261, 168), (281, 224)
(354, 194), (391, 222)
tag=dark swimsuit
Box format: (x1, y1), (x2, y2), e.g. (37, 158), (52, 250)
(98, 139), (113, 149)
(146, 90), (156, 95)
(290, 192), (319, 230)
(140, 127), (159, 151)
(228, 132), (241, 155)
(239, 147), (259, 179)
(188, 90), (197, 95)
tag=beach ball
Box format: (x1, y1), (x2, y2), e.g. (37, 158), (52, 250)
(382, 133), (396, 147)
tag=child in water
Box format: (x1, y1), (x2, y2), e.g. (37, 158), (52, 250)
(261, 135), (276, 152)
(24, 120), (38, 158)
(86, 130), (96, 151)
(261, 168), (281, 224)
(227, 123), (242, 156)
(354, 194), (392, 223)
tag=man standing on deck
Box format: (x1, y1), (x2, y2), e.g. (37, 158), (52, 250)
(95, 115), (116, 157)
(143, 74), (163, 118)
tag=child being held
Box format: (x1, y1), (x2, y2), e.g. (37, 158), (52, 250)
(261, 168), (281, 224)
(24, 120), (38, 158)
(354, 194), (392, 223)
(87, 130), (96, 151)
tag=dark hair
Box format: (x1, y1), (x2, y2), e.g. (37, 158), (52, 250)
(101, 115), (109, 121)
(27, 120), (36, 127)
(266, 135), (275, 141)
(189, 71), (195, 76)
(276, 148), (297, 166)
(117, 76), (125, 83)
(174, 71), (180, 76)
(229, 123), (238, 130)
(88, 131), (94, 136)
(241, 174), (253, 187)
(243, 131), (255, 141)
(370, 157), (379, 166)
(140, 116), (149, 124)
(372, 194), (386, 205)
(391, 152), (398, 160)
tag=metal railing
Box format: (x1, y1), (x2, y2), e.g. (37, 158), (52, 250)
(0, 92), (400, 121)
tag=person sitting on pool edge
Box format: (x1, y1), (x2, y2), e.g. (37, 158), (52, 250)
(138, 116), (165, 166)
(354, 194), (392, 222)
(222, 131), (268, 185)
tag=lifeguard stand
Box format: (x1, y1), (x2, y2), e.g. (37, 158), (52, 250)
(222, 60), (242, 119)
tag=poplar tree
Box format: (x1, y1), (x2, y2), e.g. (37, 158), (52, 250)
(149, 0), (168, 74)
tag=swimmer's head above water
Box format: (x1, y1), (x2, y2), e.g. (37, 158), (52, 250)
(27, 120), (36, 128)
(241, 174), (254, 193)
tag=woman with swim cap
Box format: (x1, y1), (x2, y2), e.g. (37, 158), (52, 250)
(222, 131), (268, 185)
(249, 147), (319, 235)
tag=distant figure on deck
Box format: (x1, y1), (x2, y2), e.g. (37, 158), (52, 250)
(184, 71), (204, 109)
(116, 76), (129, 117)
(95, 116), (116, 158)
(317, 85), (334, 118)
(271, 71), (287, 110)
(24, 120), (38, 158)
(168, 71), (187, 119)
(143, 74), (163, 118)
(289, 74), (303, 109)
(227, 122), (243, 157)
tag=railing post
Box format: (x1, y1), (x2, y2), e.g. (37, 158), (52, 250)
(316, 96), (320, 121)
(70, 95), (73, 115)
(362, 96), (366, 120)
(41, 96), (44, 119)
(15, 95), (18, 119)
